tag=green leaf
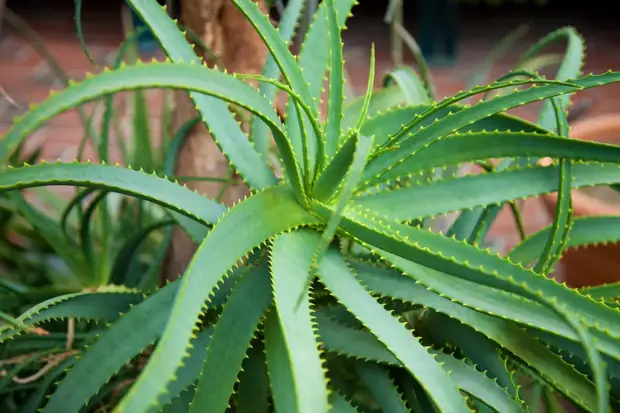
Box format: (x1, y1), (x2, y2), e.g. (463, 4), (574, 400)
(582, 283), (620, 302)
(73, 0), (95, 66)
(354, 262), (598, 410)
(315, 310), (397, 365)
(251, 0), (305, 158)
(7, 193), (86, 288)
(323, 0), (345, 160)
(519, 27), (584, 132)
(0, 287), (143, 341)
(363, 71), (620, 184)
(332, 206), (620, 340)
(356, 161), (620, 222)
(115, 185), (320, 412)
(125, 0), (275, 191)
(110, 219), (175, 287)
(267, 231), (329, 413)
(42, 281), (178, 413)
(329, 392), (361, 413)
(285, 0), (357, 176)
(312, 134), (373, 272)
(354, 259), (620, 361)
(431, 351), (524, 413)
(383, 66), (432, 105)
(0, 62), (305, 201)
(231, 0), (320, 180)
(0, 162), (225, 226)
(235, 340), (270, 413)
(317, 246), (470, 412)
(358, 104), (548, 151)
(342, 86), (406, 132)
(158, 328), (214, 409)
(419, 311), (518, 397)
(533, 98), (572, 276)
(190, 263), (272, 412)
(354, 361), (409, 413)
(509, 216), (620, 265)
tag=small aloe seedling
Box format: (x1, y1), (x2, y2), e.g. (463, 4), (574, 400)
(2, 0), (620, 412)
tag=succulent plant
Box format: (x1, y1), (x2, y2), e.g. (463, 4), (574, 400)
(1, 0), (620, 412)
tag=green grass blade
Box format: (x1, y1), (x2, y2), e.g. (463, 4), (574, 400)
(317, 247), (470, 412)
(74, 0), (96, 66)
(110, 219), (175, 287)
(8, 193), (86, 287)
(268, 231), (329, 413)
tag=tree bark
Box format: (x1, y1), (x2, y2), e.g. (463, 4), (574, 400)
(164, 0), (268, 280)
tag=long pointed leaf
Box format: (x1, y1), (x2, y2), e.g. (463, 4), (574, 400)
(115, 186), (319, 412)
(125, 0), (275, 190)
(317, 247), (470, 412)
(190, 263), (272, 412)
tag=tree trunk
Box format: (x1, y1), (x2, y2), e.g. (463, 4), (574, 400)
(164, 0), (268, 280)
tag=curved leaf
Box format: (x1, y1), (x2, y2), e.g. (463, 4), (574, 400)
(0, 287), (143, 342)
(357, 162), (620, 222)
(383, 66), (431, 105)
(268, 231), (329, 413)
(126, 0), (275, 190)
(115, 185), (320, 412)
(0, 162), (225, 225)
(190, 263), (272, 412)
(509, 216), (620, 265)
(323, 0), (345, 159)
(317, 247), (470, 412)
(363, 71), (620, 184)
(330, 205), (620, 339)
(354, 262), (598, 410)
(355, 361), (409, 413)
(42, 281), (178, 413)
(431, 351), (523, 413)
(0, 62), (305, 200)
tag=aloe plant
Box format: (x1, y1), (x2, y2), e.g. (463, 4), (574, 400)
(2, 0), (620, 412)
